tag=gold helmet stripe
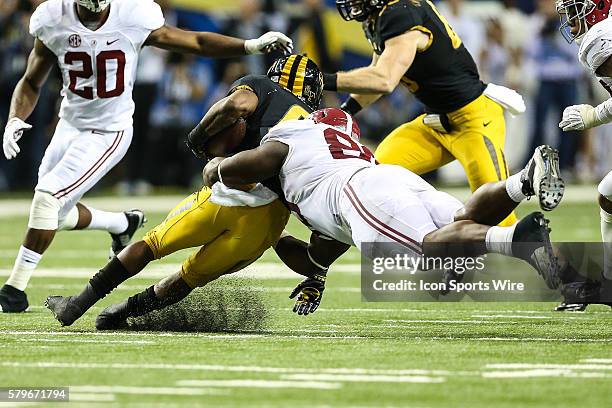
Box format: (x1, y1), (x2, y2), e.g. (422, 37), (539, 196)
(292, 56), (309, 96)
(279, 55), (297, 89)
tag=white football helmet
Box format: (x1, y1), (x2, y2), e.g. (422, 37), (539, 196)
(556, 0), (612, 43)
(76, 0), (113, 13)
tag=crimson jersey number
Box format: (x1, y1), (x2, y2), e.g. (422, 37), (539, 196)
(65, 50), (126, 99)
(324, 128), (376, 163)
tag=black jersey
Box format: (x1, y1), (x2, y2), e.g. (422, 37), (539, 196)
(228, 74), (313, 202)
(230, 75), (313, 151)
(363, 0), (486, 114)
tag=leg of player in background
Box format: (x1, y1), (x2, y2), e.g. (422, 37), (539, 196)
(598, 173), (612, 282)
(424, 145), (565, 289)
(0, 123), (140, 313)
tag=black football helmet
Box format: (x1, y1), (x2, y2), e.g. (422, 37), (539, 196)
(267, 54), (323, 111)
(336, 0), (387, 22)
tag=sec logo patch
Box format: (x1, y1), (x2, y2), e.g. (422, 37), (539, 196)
(68, 34), (81, 48)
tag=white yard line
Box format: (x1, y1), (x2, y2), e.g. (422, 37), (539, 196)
(482, 369), (612, 379)
(16, 338), (154, 345)
(176, 379), (341, 389)
(281, 373), (446, 384)
(69, 385), (226, 396)
(0, 361), (475, 377)
(0, 263), (361, 280)
(2, 330), (609, 342)
(485, 363), (612, 370)
(69, 393), (116, 402)
(581, 358), (612, 363)
(380, 320), (519, 325)
(470, 315), (557, 319)
(0, 186), (598, 218)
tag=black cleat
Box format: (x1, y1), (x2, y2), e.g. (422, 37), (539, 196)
(45, 296), (84, 326)
(110, 210), (147, 256)
(96, 301), (130, 331)
(439, 269), (464, 296)
(555, 279), (612, 312)
(521, 145), (564, 211)
(512, 212), (561, 290)
(0, 284), (29, 313)
(555, 302), (588, 312)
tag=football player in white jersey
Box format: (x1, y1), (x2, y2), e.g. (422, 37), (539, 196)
(0, 0), (293, 313)
(557, 0), (612, 311)
(198, 108), (565, 314)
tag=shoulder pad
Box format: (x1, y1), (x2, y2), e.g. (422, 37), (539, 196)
(579, 18), (612, 72)
(29, 0), (64, 37)
(118, 0), (164, 31)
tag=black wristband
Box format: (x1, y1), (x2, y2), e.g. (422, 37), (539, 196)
(340, 97), (363, 116)
(186, 123), (210, 159)
(323, 73), (338, 92)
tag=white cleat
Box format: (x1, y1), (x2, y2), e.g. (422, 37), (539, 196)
(521, 145), (565, 211)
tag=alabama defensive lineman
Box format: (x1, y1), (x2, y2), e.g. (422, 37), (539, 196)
(0, 0), (293, 313)
(196, 108), (565, 314)
(557, 0), (612, 310)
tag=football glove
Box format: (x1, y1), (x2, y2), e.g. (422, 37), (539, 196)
(559, 104), (600, 131)
(289, 273), (326, 316)
(244, 32), (293, 55)
(3, 118), (31, 160)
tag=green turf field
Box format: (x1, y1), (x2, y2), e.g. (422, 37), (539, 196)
(0, 192), (611, 407)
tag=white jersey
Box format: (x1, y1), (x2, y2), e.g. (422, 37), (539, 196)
(579, 17), (612, 93)
(29, 0), (164, 131)
(261, 119), (377, 244)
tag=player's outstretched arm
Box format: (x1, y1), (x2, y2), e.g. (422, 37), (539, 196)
(146, 25), (292, 58)
(275, 232), (350, 278)
(3, 38), (55, 160)
(202, 141), (288, 188)
(275, 232), (350, 316)
(323, 30), (427, 94)
(187, 89), (258, 158)
(560, 57), (612, 131)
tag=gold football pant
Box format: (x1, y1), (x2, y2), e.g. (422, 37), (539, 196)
(375, 94), (517, 226)
(143, 188), (290, 288)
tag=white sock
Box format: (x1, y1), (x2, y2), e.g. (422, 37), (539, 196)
(601, 209), (612, 280)
(485, 225), (517, 257)
(505, 173), (527, 203)
(85, 207), (128, 234)
(6, 246), (42, 291)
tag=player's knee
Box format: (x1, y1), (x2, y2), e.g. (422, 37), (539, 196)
(598, 173), (612, 200)
(28, 191), (61, 230)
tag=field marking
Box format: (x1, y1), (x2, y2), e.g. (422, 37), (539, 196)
(69, 393), (116, 402)
(482, 369), (612, 379)
(0, 361), (474, 377)
(471, 314), (560, 319)
(0, 262), (361, 280)
(3, 331), (610, 343)
(281, 374), (445, 384)
(485, 363), (612, 370)
(581, 359), (612, 363)
(15, 338), (154, 345)
(382, 319), (519, 325)
(70, 385), (227, 396)
(176, 379), (341, 390)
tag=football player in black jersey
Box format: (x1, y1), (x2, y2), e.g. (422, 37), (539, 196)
(325, 0), (539, 226)
(45, 55), (323, 328)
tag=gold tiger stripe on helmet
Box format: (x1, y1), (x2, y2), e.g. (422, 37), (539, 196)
(279, 55), (297, 89)
(292, 56), (309, 96)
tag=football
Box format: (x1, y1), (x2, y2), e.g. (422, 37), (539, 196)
(206, 118), (247, 157)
